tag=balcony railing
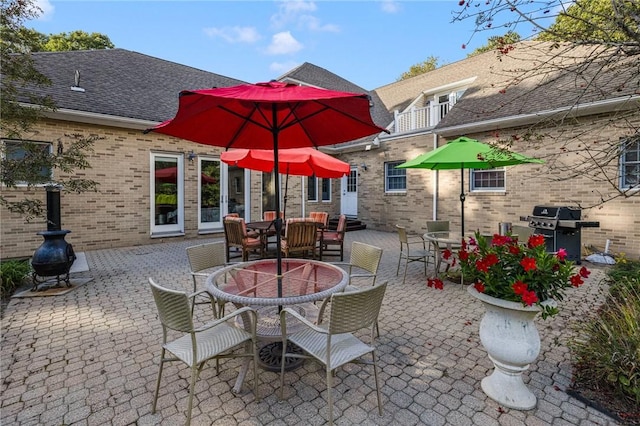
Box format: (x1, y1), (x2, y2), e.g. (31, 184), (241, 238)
(392, 101), (451, 134)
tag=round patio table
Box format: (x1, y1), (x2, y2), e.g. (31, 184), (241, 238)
(206, 258), (348, 380)
(423, 231), (464, 277)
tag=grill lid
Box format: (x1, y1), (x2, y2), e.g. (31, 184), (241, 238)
(532, 205), (581, 220)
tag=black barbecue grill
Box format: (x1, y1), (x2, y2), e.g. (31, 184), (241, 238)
(521, 205), (600, 264)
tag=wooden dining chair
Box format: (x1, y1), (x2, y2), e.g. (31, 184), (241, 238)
(223, 216), (263, 262)
(319, 214), (347, 261)
(280, 218), (318, 259)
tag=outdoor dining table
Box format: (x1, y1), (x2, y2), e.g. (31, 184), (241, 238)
(246, 220), (276, 257)
(205, 258), (348, 391)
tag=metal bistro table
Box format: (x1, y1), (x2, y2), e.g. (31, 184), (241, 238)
(423, 231), (464, 277)
(206, 258), (348, 391)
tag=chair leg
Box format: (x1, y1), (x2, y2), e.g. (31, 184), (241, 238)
(372, 351), (383, 416)
(186, 367), (199, 426)
(327, 367), (334, 426)
(279, 339), (287, 399)
(403, 257), (409, 284)
(251, 339), (260, 401)
(152, 349), (166, 413)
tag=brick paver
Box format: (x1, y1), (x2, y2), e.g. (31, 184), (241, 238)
(1, 230), (620, 425)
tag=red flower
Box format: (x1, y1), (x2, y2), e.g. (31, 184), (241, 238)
(528, 234), (546, 248)
(484, 253), (499, 267)
(521, 290), (539, 306)
(520, 257), (537, 272)
(570, 274), (584, 287)
(474, 282), (485, 293)
(579, 266), (591, 278)
(427, 277), (444, 290)
(556, 248), (567, 261)
(443, 249), (453, 260)
(459, 249), (469, 261)
(508, 244), (521, 255)
(492, 235), (511, 246)
(512, 281), (528, 295)
(476, 259), (489, 273)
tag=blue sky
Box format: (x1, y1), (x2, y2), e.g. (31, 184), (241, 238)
(27, 0), (531, 90)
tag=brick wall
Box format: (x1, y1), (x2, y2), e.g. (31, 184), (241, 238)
(363, 115), (640, 259)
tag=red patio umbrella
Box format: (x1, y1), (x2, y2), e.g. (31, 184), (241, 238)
(220, 147), (350, 217)
(146, 81), (386, 299)
(154, 166), (217, 184)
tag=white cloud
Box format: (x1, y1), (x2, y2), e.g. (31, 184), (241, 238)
(271, 0), (317, 28)
(300, 15), (339, 33)
(380, 0), (402, 14)
(203, 26), (261, 44)
(271, 0), (339, 32)
(269, 60), (300, 75)
(266, 31), (303, 55)
(33, 0), (54, 21)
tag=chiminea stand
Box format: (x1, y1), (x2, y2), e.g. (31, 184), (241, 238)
(30, 185), (76, 291)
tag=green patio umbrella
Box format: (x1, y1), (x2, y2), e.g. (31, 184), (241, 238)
(396, 136), (544, 235)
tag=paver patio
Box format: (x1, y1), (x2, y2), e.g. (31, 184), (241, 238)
(1, 229), (619, 425)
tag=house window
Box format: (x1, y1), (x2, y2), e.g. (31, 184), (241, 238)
(307, 176), (318, 201)
(385, 161), (406, 193)
(620, 135), (640, 189)
(321, 178), (331, 201)
(471, 168), (505, 191)
(1, 140), (53, 185)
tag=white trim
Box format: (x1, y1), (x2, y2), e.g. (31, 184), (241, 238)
(436, 95), (640, 137)
(41, 107), (158, 130)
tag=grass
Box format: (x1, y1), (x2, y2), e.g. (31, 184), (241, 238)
(0, 258), (31, 299)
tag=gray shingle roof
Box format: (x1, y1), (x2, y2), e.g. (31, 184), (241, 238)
(278, 62), (393, 129)
(16, 48), (247, 123)
(373, 41), (639, 131)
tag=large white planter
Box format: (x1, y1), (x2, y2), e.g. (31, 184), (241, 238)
(468, 285), (541, 410)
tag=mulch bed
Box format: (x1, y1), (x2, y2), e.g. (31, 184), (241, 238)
(568, 382), (639, 425)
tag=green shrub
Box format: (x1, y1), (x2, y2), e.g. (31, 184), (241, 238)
(606, 257), (640, 283)
(0, 259), (31, 298)
(571, 282), (640, 405)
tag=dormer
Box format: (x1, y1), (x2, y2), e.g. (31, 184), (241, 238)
(390, 77), (476, 135)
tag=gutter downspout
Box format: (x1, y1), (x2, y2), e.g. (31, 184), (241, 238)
(433, 134), (439, 221)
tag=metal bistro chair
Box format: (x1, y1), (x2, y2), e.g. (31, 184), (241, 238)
(280, 218), (318, 259)
(396, 224), (430, 284)
(186, 241), (228, 316)
(426, 220), (460, 275)
(332, 241), (383, 336)
(279, 282), (387, 426)
(336, 241), (383, 292)
(148, 278), (260, 426)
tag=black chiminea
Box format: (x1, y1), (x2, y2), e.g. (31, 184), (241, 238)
(31, 185), (76, 290)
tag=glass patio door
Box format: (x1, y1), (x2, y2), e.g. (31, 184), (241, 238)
(198, 157), (222, 230)
(151, 153), (184, 234)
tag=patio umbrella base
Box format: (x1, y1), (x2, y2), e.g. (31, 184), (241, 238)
(258, 342), (304, 372)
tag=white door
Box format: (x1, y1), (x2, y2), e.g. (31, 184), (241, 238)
(340, 168), (358, 217)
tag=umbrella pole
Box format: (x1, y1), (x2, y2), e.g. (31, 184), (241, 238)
(460, 168), (465, 235)
(283, 165), (289, 220)
(272, 108), (284, 303)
